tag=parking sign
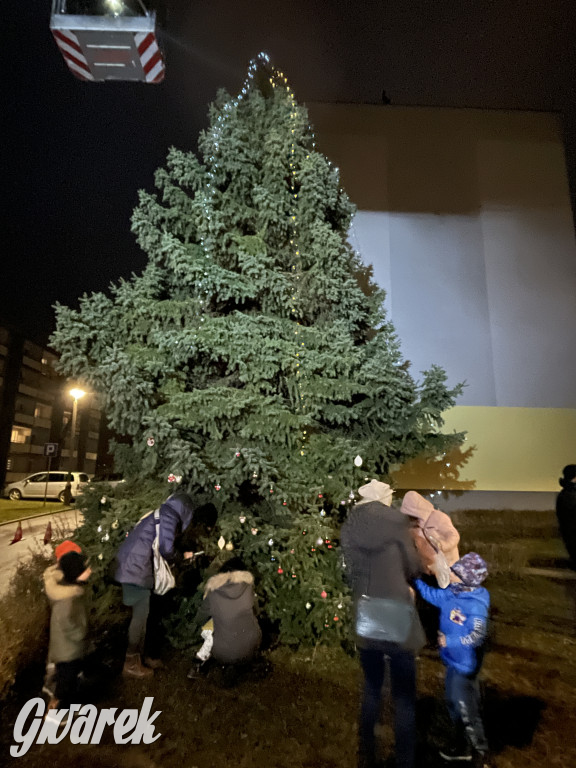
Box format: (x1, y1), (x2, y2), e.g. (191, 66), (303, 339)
(43, 443), (59, 457)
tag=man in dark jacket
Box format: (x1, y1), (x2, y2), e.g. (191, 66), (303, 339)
(556, 464), (576, 567)
(341, 479), (423, 768)
(115, 492), (216, 678)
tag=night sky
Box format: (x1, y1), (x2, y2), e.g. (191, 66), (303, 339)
(4, 0), (576, 344)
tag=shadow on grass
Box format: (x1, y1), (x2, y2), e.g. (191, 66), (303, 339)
(413, 688), (544, 766)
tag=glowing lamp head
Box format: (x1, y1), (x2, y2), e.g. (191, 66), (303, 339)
(69, 388), (86, 401)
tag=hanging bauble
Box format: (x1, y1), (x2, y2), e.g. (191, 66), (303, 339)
(318, 493), (323, 499)
(320, 590), (327, 599)
(277, 567), (284, 574)
(320, 510), (326, 516)
(354, 455), (363, 467)
(282, 500), (287, 506)
(251, 528), (258, 535)
(291, 573), (296, 579)
(333, 616), (339, 622)
(235, 450), (241, 458)
(174, 475), (182, 483)
(306, 602), (312, 610)
(239, 516), (246, 524)
(269, 485), (274, 494)
(252, 471), (258, 479)
(167, 474), (177, 483)
(316, 537), (323, 546)
(112, 519), (119, 529)
(268, 538), (274, 546)
(147, 437), (155, 447)
(214, 483), (221, 491)
(338, 603), (343, 609)
(349, 491), (355, 499)
(217, 536), (225, 550)
(100, 496), (107, 505)
(225, 541), (234, 551)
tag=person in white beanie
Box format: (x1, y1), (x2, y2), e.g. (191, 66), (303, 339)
(341, 479), (424, 768)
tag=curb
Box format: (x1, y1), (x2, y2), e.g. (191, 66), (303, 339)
(0, 507), (77, 528)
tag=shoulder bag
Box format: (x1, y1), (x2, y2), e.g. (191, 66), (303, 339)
(354, 541), (425, 650)
(153, 508), (176, 595)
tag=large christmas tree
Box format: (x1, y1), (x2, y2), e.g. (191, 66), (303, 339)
(51, 54), (463, 645)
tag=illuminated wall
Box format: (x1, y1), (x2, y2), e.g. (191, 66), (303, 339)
(309, 105), (576, 493)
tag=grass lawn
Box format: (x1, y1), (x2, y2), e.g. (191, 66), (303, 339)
(1, 508), (574, 767)
(0, 500), (69, 525)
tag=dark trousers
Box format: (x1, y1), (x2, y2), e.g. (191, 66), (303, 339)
(445, 666), (488, 753)
(122, 584), (167, 658)
(54, 658), (84, 709)
(359, 646), (416, 768)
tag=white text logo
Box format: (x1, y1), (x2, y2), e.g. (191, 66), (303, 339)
(11, 696), (162, 757)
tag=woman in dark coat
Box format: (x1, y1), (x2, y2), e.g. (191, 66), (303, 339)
(341, 479), (424, 768)
(556, 464), (576, 567)
(115, 492), (216, 677)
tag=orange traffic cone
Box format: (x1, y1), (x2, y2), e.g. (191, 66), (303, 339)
(10, 521), (23, 545)
(44, 522), (52, 545)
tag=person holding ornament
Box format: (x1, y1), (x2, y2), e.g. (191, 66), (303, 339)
(400, 491), (461, 648)
(556, 464), (576, 567)
(43, 543), (92, 714)
(400, 491), (460, 577)
(341, 479), (424, 768)
(114, 492), (217, 678)
(414, 553), (491, 768)
(188, 557), (262, 687)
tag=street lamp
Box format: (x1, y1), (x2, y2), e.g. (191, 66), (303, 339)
(69, 388), (86, 470)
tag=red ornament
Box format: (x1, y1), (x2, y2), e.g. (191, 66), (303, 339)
(327, 545), (333, 549)
(320, 590), (327, 599)
(235, 452), (241, 458)
(318, 493), (323, 498)
(214, 484), (221, 491)
(311, 547), (316, 552)
(333, 616), (339, 621)
(277, 567), (284, 574)
(282, 501), (287, 506)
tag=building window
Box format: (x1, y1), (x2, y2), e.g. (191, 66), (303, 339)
(34, 403), (52, 420)
(6, 458), (12, 470)
(11, 426), (32, 444)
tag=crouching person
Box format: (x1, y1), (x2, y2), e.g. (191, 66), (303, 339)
(192, 558), (262, 686)
(43, 543), (91, 712)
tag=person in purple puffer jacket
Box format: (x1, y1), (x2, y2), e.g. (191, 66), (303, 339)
(115, 492), (217, 678)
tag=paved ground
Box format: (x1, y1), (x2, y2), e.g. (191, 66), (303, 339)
(0, 509), (82, 594)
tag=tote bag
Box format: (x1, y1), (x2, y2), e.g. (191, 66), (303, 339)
(153, 509), (176, 595)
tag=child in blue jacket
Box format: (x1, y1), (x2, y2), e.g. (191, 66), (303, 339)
(415, 552), (490, 768)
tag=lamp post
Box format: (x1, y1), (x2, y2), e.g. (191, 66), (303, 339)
(68, 388), (86, 470)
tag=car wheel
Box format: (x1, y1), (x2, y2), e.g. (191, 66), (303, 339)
(58, 490), (67, 503)
(9, 489), (22, 500)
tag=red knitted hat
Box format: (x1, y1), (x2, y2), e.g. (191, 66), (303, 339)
(55, 540), (82, 561)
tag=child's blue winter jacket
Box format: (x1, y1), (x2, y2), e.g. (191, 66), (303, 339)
(415, 579), (489, 675)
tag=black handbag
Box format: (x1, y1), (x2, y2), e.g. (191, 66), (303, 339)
(354, 540), (424, 650)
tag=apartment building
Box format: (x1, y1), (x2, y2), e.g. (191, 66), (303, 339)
(0, 325), (101, 489)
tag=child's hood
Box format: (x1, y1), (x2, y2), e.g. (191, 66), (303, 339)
(43, 563), (84, 602)
(204, 570), (254, 599)
(400, 491), (435, 523)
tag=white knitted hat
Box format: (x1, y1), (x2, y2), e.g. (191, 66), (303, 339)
(357, 479), (393, 506)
